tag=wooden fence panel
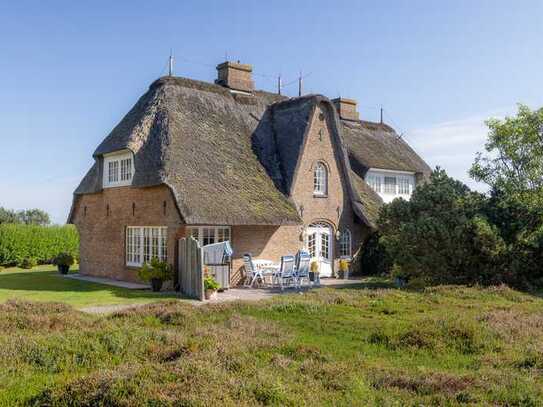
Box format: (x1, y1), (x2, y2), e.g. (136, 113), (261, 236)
(177, 237), (203, 300)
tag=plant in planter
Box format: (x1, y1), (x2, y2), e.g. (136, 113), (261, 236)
(138, 258), (173, 292)
(53, 253), (75, 274)
(338, 259), (350, 279)
(204, 276), (220, 300)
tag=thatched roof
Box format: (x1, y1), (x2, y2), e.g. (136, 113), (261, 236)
(342, 120), (431, 177)
(74, 77), (298, 225)
(69, 75), (429, 229)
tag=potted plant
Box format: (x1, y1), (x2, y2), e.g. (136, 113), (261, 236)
(309, 260), (319, 282)
(204, 275), (220, 300)
(138, 257), (173, 292)
(53, 253), (74, 275)
(338, 258), (350, 279)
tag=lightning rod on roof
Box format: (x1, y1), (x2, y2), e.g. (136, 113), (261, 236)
(380, 106), (383, 124)
(298, 71), (303, 97)
(277, 75), (282, 95)
(168, 49), (174, 77)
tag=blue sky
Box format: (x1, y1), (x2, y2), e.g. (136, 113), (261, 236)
(1, 0), (542, 223)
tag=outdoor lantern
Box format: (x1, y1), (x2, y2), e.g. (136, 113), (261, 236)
(335, 229), (341, 241)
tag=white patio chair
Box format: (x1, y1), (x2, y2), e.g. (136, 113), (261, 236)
(294, 250), (311, 289)
(243, 254), (263, 287)
(273, 255), (295, 291)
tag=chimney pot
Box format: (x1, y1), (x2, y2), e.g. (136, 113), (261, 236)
(331, 97), (360, 121)
(215, 61), (254, 93)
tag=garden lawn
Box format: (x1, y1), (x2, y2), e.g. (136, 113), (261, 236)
(0, 283), (542, 405)
(0, 265), (177, 308)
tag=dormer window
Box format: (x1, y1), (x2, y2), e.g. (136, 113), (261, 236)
(314, 162), (328, 196)
(365, 169), (415, 203)
(103, 150), (133, 188)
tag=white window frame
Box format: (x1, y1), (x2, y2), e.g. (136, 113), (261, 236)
(126, 226), (167, 267)
(313, 162), (328, 196)
(187, 226), (231, 247)
(339, 229), (352, 259)
(103, 150), (134, 188)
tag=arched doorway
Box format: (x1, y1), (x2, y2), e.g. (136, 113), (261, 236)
(306, 222), (333, 277)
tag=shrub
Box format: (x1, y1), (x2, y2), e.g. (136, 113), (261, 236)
(19, 257), (37, 269)
(53, 253), (75, 267)
(137, 258), (172, 282)
(358, 233), (392, 276)
(378, 169), (506, 287)
(0, 224), (79, 266)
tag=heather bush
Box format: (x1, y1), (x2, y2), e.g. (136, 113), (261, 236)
(0, 224), (79, 266)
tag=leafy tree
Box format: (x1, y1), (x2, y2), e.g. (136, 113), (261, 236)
(470, 104), (543, 196)
(0, 207), (18, 224)
(16, 209), (51, 226)
(470, 105), (543, 288)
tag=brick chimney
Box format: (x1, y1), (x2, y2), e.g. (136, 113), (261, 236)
(331, 97), (360, 121)
(215, 61), (254, 93)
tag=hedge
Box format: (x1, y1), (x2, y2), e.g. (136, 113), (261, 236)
(0, 224), (79, 266)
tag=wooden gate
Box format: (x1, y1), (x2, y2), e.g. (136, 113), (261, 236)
(178, 237), (204, 300)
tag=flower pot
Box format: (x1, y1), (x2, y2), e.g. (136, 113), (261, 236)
(150, 278), (163, 292)
(205, 288), (218, 300)
(58, 265), (70, 275)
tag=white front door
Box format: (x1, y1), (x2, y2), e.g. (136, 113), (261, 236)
(306, 223), (333, 277)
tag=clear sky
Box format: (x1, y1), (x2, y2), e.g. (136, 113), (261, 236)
(1, 1), (542, 223)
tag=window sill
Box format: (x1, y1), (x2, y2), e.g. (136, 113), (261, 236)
(313, 194), (328, 198)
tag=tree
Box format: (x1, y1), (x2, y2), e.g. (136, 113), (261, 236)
(470, 104), (543, 288)
(470, 104), (543, 196)
(0, 207), (18, 224)
(16, 209), (51, 226)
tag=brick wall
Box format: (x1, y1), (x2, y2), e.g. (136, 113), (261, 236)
(289, 102), (370, 273)
(71, 185), (183, 282)
(230, 224), (301, 284)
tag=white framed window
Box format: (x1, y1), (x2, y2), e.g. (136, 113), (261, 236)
(103, 150), (134, 188)
(120, 158), (132, 181)
(313, 162), (328, 195)
(187, 226), (231, 247)
(365, 169), (415, 203)
(339, 229), (352, 258)
(126, 226), (167, 267)
(367, 175), (381, 193)
(398, 177), (411, 195)
(384, 176), (397, 194)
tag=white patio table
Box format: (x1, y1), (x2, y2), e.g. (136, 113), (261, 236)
(252, 259), (279, 286)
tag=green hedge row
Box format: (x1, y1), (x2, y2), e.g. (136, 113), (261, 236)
(0, 224), (79, 266)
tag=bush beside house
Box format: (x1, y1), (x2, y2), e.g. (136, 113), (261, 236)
(0, 224), (79, 266)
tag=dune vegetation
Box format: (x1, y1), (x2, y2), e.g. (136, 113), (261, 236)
(0, 282), (542, 406)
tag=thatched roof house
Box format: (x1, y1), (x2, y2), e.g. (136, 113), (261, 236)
(69, 61), (430, 284)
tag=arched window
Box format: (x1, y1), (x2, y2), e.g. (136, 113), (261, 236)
(339, 229), (351, 258)
(313, 162), (327, 195)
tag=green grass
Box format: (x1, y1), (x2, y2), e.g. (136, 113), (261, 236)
(0, 281), (542, 405)
(0, 265), (177, 308)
